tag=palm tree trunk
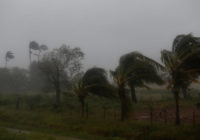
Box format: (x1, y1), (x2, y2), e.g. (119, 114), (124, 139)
(55, 67), (61, 107)
(80, 96), (85, 118)
(130, 85), (137, 103)
(29, 48), (32, 65)
(182, 86), (187, 99)
(118, 84), (129, 121)
(38, 51), (41, 62)
(173, 87), (180, 125)
(5, 59), (7, 68)
(55, 83), (61, 107)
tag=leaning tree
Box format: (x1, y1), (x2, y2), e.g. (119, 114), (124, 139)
(110, 52), (164, 121)
(73, 67), (114, 117)
(161, 34), (200, 125)
(5, 51), (15, 68)
(119, 52), (164, 103)
(29, 41), (48, 64)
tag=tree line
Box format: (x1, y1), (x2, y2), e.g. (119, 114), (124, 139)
(1, 33), (200, 125)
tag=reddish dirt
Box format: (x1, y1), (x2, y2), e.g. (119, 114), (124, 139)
(131, 106), (200, 124)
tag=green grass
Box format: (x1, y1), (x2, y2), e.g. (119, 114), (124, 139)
(0, 89), (200, 140)
(0, 128), (56, 140)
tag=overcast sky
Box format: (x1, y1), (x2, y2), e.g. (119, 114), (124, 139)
(0, 0), (200, 71)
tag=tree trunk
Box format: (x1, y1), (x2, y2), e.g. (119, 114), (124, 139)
(118, 84), (129, 121)
(130, 85), (137, 103)
(29, 48), (32, 65)
(173, 87), (180, 125)
(5, 60), (7, 68)
(86, 103), (89, 119)
(182, 86), (187, 99)
(55, 84), (61, 107)
(55, 67), (61, 107)
(80, 97), (85, 118)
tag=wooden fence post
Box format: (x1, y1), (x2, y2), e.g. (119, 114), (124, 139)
(164, 109), (167, 123)
(193, 110), (196, 127)
(86, 103), (89, 119)
(103, 107), (106, 120)
(114, 110), (117, 120)
(150, 106), (153, 125)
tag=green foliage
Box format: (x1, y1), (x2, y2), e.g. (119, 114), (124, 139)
(161, 33), (200, 124)
(82, 67), (115, 98)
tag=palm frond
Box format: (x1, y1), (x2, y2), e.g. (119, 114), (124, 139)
(29, 41), (40, 50)
(40, 45), (48, 51)
(5, 51), (15, 59)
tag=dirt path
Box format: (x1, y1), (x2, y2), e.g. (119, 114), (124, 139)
(3, 127), (83, 140)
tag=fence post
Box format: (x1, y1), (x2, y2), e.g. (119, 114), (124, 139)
(114, 110), (117, 120)
(150, 106), (153, 125)
(164, 109), (167, 123)
(193, 110), (196, 127)
(86, 103), (89, 119)
(103, 106), (106, 120)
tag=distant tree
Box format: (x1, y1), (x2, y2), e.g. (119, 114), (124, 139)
(119, 52), (164, 103)
(39, 45), (84, 107)
(29, 41), (48, 63)
(161, 34), (200, 125)
(29, 41), (39, 64)
(5, 51), (14, 68)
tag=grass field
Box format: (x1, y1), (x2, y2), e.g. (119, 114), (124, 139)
(0, 89), (200, 140)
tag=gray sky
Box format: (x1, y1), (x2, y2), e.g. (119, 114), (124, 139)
(0, 0), (200, 71)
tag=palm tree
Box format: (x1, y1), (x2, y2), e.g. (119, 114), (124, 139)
(119, 52), (164, 103)
(111, 52), (164, 121)
(73, 67), (114, 117)
(29, 41), (39, 64)
(110, 67), (131, 121)
(5, 51), (15, 68)
(161, 34), (200, 125)
(73, 80), (94, 117)
(29, 41), (48, 63)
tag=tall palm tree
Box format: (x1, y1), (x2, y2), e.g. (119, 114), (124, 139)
(73, 67), (114, 117)
(161, 34), (200, 125)
(119, 52), (164, 103)
(29, 41), (48, 63)
(110, 52), (164, 121)
(29, 41), (39, 64)
(5, 51), (15, 68)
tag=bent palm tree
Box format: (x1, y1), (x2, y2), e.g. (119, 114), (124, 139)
(29, 41), (48, 63)
(5, 51), (15, 68)
(119, 52), (164, 103)
(161, 34), (200, 125)
(111, 53), (164, 121)
(73, 67), (114, 117)
(29, 41), (39, 64)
